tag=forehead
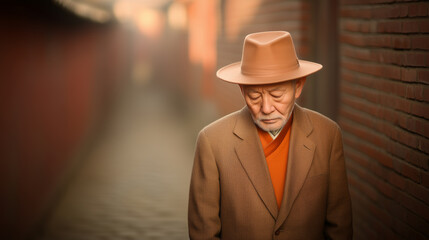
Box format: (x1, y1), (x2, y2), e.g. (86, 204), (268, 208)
(242, 80), (294, 91)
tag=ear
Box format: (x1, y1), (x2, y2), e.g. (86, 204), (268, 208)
(294, 77), (306, 99)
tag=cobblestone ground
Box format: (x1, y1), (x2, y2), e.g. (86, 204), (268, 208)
(39, 84), (203, 240)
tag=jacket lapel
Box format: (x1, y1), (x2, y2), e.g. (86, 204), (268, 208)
(275, 104), (315, 229)
(233, 107), (278, 220)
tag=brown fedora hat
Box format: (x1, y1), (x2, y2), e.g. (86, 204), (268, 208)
(216, 31), (322, 85)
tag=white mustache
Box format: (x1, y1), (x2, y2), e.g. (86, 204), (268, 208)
(257, 114), (284, 121)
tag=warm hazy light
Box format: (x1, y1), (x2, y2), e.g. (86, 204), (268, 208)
(188, 0), (217, 96)
(168, 2), (187, 30)
(136, 8), (164, 38)
(113, 0), (135, 23)
(113, 0), (166, 38)
(225, 0), (262, 41)
(56, 0), (111, 23)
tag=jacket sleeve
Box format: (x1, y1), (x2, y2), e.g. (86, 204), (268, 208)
(325, 125), (353, 239)
(188, 130), (221, 239)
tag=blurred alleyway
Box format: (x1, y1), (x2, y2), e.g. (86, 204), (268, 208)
(37, 83), (204, 240)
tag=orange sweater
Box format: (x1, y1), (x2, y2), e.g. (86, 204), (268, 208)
(257, 117), (293, 208)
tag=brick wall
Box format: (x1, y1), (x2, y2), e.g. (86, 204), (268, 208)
(338, 0), (429, 239)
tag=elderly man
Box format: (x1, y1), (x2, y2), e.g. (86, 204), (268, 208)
(188, 31), (352, 239)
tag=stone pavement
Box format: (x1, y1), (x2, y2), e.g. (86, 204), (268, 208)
(39, 84), (212, 240)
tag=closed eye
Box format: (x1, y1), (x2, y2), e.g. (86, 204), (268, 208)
(248, 93), (261, 100)
(270, 92), (283, 99)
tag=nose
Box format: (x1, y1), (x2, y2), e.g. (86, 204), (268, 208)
(261, 96), (274, 115)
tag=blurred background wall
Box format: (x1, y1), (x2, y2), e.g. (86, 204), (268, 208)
(0, 2), (132, 239)
(0, 0), (428, 239)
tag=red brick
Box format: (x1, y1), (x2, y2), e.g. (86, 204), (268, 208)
(348, 160), (429, 238)
(365, 144), (393, 168)
(371, 5), (408, 19)
(342, 19), (373, 33)
(340, 7), (372, 19)
(382, 122), (429, 153)
(417, 69), (429, 84)
(406, 180), (429, 203)
(341, 0), (396, 4)
(394, 189), (429, 222)
(393, 218), (428, 240)
(402, 21), (421, 33)
(401, 68), (417, 82)
(339, 104), (377, 131)
(420, 20), (429, 32)
(342, 118), (386, 148)
(344, 145), (372, 169)
(340, 32), (368, 46)
(377, 21), (402, 33)
(348, 172), (379, 202)
(341, 33), (416, 50)
(343, 135), (393, 173)
(365, 49), (405, 65)
(393, 160), (421, 183)
(422, 171), (429, 188)
(387, 170), (406, 190)
(391, 35), (411, 49)
(342, 20), (361, 32)
(377, 178), (395, 198)
(410, 100), (429, 119)
(386, 141), (420, 167)
(369, 35), (394, 48)
(374, 94), (429, 119)
(418, 157), (428, 171)
(406, 84), (427, 101)
(342, 58), (402, 80)
(376, 94), (404, 115)
(380, 79), (407, 96)
(341, 45), (371, 61)
(409, 116), (429, 138)
(405, 52), (428, 67)
(420, 137), (429, 154)
(350, 190), (379, 239)
(351, 186), (401, 239)
(411, 35), (429, 50)
(403, 211), (429, 238)
(347, 152), (393, 200)
(341, 70), (426, 103)
(369, 0), (395, 4)
(344, 82), (379, 103)
(382, 197), (428, 239)
(407, 2), (429, 17)
(384, 197), (407, 220)
(341, 91), (380, 116)
(405, 148), (429, 170)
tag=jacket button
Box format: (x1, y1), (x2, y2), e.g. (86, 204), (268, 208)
(275, 230), (280, 235)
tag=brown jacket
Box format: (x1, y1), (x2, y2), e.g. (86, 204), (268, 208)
(188, 105), (352, 240)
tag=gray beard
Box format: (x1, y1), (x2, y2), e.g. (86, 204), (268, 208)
(252, 105), (295, 134)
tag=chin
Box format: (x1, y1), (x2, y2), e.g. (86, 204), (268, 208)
(256, 122), (284, 132)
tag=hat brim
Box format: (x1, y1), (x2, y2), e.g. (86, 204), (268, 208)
(216, 60), (323, 85)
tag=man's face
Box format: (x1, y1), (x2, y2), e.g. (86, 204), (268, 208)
(240, 78), (306, 132)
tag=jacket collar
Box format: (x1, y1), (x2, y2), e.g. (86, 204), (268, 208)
(276, 104), (315, 229)
(233, 104), (315, 224)
(233, 107), (279, 219)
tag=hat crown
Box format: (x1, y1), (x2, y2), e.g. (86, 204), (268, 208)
(241, 31), (299, 77)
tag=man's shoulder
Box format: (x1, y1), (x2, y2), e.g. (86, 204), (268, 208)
(201, 108), (243, 135)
